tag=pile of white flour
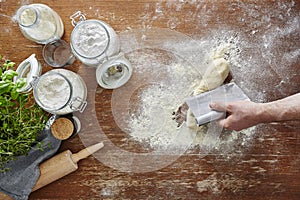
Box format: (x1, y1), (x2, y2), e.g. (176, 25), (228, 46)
(112, 28), (256, 154)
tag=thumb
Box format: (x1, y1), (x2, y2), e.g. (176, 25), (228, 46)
(216, 118), (225, 127)
(209, 102), (227, 112)
(217, 118), (232, 130)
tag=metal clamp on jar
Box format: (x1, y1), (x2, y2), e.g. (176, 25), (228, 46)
(14, 54), (87, 115)
(70, 11), (133, 89)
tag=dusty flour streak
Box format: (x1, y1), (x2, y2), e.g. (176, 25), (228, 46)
(0, 13), (11, 19)
(196, 173), (261, 194)
(262, 159), (278, 164)
(81, 177), (127, 198)
(251, 166), (267, 173)
(20, 0), (30, 6)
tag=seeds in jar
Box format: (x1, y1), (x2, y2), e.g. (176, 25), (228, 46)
(51, 117), (74, 140)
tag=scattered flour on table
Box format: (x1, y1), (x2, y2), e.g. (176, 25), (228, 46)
(124, 50), (199, 150)
(196, 173), (261, 194)
(117, 1), (299, 154)
(120, 30), (256, 153)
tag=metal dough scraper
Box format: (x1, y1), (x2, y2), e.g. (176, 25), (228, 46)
(185, 82), (250, 126)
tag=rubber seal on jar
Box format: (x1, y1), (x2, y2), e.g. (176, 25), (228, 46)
(14, 54), (41, 93)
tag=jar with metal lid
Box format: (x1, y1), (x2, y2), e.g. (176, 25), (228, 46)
(15, 4), (64, 44)
(69, 11), (120, 67)
(15, 54), (87, 115)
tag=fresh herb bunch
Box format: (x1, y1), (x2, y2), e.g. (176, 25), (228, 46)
(0, 55), (49, 171)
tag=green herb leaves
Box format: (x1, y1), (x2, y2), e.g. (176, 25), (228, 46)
(0, 56), (49, 171)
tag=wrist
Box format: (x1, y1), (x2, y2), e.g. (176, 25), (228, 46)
(256, 102), (279, 123)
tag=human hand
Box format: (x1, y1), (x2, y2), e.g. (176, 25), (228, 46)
(209, 100), (262, 131)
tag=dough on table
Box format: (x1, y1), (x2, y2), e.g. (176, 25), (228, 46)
(186, 57), (230, 128)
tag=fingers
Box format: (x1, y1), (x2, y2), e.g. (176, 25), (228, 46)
(209, 102), (227, 112)
(210, 102), (238, 130)
(217, 117), (244, 131)
(217, 118), (232, 130)
(216, 118), (225, 127)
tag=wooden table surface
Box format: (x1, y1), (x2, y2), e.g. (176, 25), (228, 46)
(1, 0), (299, 199)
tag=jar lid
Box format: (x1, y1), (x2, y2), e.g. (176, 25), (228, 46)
(33, 71), (72, 112)
(96, 54), (133, 89)
(16, 5), (38, 27)
(70, 20), (110, 59)
(14, 54), (41, 93)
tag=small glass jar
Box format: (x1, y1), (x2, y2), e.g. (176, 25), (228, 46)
(33, 69), (87, 115)
(46, 114), (81, 140)
(15, 4), (64, 44)
(70, 11), (120, 67)
(14, 54), (87, 115)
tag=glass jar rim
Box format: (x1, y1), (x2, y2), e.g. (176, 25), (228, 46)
(33, 71), (73, 112)
(16, 5), (39, 27)
(70, 20), (111, 59)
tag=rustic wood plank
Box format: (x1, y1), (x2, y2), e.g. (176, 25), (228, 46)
(0, 0), (299, 199)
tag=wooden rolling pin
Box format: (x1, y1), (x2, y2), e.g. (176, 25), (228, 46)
(0, 192), (13, 200)
(32, 142), (104, 191)
(0, 142), (104, 199)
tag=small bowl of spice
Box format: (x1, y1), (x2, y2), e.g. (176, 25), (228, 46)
(50, 115), (81, 140)
(51, 117), (74, 140)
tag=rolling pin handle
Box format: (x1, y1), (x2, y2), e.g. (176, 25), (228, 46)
(71, 142), (104, 163)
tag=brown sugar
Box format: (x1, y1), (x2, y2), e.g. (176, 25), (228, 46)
(51, 117), (74, 140)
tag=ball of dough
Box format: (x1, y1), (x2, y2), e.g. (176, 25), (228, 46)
(193, 57), (230, 96)
(187, 57), (230, 129)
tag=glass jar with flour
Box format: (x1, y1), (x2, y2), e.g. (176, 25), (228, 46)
(33, 69), (87, 115)
(15, 4), (64, 44)
(14, 54), (87, 115)
(69, 11), (120, 67)
(69, 11), (133, 89)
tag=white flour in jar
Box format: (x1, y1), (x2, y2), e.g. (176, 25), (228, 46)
(35, 73), (71, 111)
(34, 69), (87, 115)
(19, 7), (36, 26)
(16, 4), (64, 44)
(71, 20), (120, 66)
(73, 22), (109, 57)
(53, 69), (87, 115)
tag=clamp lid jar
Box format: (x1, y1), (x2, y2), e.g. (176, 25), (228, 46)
(70, 11), (120, 67)
(15, 56), (87, 115)
(32, 69), (87, 115)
